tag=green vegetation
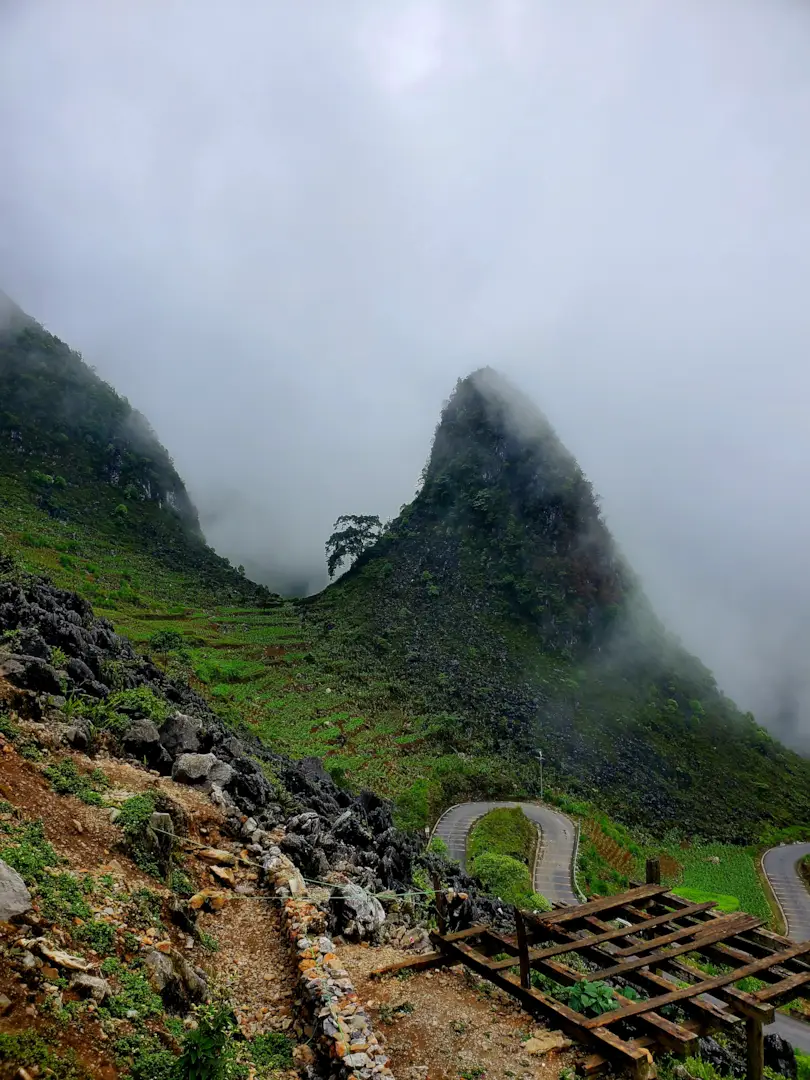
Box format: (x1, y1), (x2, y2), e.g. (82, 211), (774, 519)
(672, 887), (740, 912)
(44, 759), (109, 805)
(0, 1031), (89, 1080)
(307, 369), (810, 841)
(566, 980), (617, 1017)
(116, 793), (163, 877)
(467, 807), (549, 911)
(468, 807), (536, 866)
(0, 300), (270, 609)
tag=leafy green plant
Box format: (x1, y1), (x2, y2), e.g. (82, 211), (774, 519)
(50, 645), (69, 668)
(75, 918), (117, 955)
(179, 999), (238, 1080)
(100, 958), (164, 1019)
(566, 980), (616, 1016)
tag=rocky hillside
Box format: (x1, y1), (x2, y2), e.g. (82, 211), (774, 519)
(0, 291), (264, 605)
(309, 369), (810, 841)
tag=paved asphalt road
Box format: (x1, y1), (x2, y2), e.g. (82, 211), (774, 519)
(433, 804), (810, 1051)
(431, 800), (579, 905)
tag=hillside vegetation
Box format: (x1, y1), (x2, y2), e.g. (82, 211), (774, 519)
(308, 369), (810, 841)
(0, 292), (267, 607)
(2, 296), (809, 848)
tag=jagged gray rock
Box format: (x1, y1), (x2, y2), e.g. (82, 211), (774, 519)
(143, 946), (207, 1011)
(159, 712), (202, 757)
(70, 974), (112, 1003)
(0, 858), (32, 922)
(172, 752), (233, 786)
(331, 882), (386, 941)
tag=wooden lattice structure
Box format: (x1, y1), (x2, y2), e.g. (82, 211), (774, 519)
(373, 882), (810, 1080)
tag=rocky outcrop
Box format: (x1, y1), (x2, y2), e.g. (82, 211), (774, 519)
(0, 858), (32, 922)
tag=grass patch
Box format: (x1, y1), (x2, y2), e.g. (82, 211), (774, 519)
(468, 806), (536, 866)
(0, 1031), (90, 1079)
(672, 886), (740, 912)
(44, 759), (109, 805)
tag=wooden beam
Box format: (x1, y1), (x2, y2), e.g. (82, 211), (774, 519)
(514, 907), (530, 990)
(754, 971), (810, 1005)
(439, 924), (489, 942)
(432, 934), (657, 1080)
(581, 939), (810, 1030)
(369, 951), (448, 978)
(488, 902), (716, 971)
(582, 914), (763, 983)
(532, 884), (670, 925)
(746, 1017), (764, 1080)
(611, 917), (743, 958)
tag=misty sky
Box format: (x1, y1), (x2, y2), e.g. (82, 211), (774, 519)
(2, 0), (810, 742)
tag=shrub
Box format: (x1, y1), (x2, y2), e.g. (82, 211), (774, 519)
(179, 999), (238, 1080)
(117, 794), (162, 876)
(471, 851), (550, 911)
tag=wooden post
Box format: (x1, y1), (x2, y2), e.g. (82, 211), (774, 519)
(645, 858), (661, 885)
(746, 1017), (764, 1080)
(432, 873), (447, 935)
(514, 907), (531, 989)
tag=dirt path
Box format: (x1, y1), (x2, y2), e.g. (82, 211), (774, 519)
(342, 942), (576, 1080)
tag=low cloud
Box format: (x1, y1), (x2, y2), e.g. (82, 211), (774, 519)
(2, 0), (810, 742)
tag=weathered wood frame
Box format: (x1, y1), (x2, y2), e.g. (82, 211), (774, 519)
(371, 882), (810, 1080)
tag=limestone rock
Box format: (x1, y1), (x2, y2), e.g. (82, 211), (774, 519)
(172, 752), (233, 787)
(0, 858), (32, 922)
(70, 974), (112, 1003)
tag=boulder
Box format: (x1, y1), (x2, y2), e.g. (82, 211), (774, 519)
(122, 718), (170, 770)
(172, 752), (233, 787)
(65, 657), (95, 685)
(697, 1037), (744, 1078)
(0, 858), (32, 922)
(143, 946), (207, 1012)
(62, 717), (94, 751)
(159, 712), (202, 758)
(331, 882), (386, 942)
(70, 974), (111, 1003)
(765, 1034), (797, 1080)
(0, 653), (62, 695)
(225, 755), (271, 813)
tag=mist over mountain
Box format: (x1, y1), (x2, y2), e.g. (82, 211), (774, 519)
(3, 1), (810, 742)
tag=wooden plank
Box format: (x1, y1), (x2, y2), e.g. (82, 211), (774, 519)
(579, 915), (742, 1033)
(533, 884), (670, 926)
(432, 933), (657, 1080)
(369, 951), (448, 978)
(440, 925), (489, 942)
(488, 902), (716, 971)
(611, 916), (744, 958)
(581, 939), (810, 1030)
(581, 914), (763, 983)
(754, 971), (810, 1005)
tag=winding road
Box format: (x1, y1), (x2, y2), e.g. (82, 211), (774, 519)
(433, 801), (810, 1052)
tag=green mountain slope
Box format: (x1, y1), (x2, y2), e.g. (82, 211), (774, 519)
(0, 292), (269, 608)
(309, 368), (810, 840)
